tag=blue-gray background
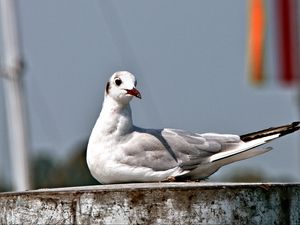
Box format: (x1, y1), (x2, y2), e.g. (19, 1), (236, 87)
(0, 0), (299, 185)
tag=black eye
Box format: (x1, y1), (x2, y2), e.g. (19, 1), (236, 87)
(114, 78), (122, 86)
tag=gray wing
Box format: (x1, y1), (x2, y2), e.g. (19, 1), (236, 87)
(118, 127), (241, 172)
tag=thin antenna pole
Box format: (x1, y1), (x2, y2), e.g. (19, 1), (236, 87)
(0, 0), (31, 191)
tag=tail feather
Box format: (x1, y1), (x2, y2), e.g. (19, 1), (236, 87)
(209, 121), (300, 164)
(209, 134), (277, 163)
(213, 146), (273, 167)
(179, 122), (299, 180)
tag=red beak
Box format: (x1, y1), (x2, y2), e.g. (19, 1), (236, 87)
(126, 88), (141, 99)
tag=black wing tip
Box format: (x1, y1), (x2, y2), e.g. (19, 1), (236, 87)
(240, 121), (300, 142)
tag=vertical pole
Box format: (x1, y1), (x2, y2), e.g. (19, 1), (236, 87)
(0, 0), (31, 190)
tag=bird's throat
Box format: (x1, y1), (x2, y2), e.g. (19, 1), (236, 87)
(98, 97), (134, 136)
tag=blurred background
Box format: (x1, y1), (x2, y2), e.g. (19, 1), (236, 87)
(0, 0), (299, 191)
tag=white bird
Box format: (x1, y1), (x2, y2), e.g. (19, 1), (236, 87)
(87, 71), (300, 184)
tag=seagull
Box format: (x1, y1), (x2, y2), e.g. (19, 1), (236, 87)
(87, 71), (300, 184)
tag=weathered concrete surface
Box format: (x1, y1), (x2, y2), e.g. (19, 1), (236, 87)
(0, 182), (299, 225)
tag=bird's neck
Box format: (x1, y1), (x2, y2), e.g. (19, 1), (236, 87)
(95, 96), (134, 136)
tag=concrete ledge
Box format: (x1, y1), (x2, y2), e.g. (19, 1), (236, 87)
(0, 182), (299, 224)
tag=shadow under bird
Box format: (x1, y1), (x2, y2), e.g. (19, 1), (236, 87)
(86, 71), (300, 184)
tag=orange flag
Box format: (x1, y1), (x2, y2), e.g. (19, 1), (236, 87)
(248, 0), (266, 85)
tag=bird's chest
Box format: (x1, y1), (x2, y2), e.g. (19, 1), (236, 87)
(88, 131), (127, 165)
(87, 135), (128, 183)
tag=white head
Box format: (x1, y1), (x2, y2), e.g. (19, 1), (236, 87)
(105, 71), (141, 105)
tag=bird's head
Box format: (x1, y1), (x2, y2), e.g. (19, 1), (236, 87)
(105, 71), (141, 105)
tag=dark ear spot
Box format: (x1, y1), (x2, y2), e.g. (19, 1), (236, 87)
(105, 82), (110, 94)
